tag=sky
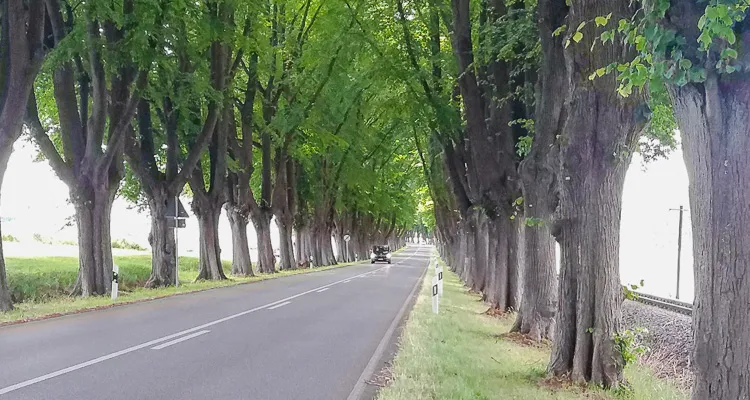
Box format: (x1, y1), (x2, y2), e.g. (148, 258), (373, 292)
(1, 137), (694, 301)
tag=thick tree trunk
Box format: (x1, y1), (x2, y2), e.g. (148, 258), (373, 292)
(512, 196), (556, 339)
(252, 211), (275, 274)
(463, 223), (475, 288)
(511, 0), (566, 342)
(545, 0), (641, 387)
(0, 145), (14, 311)
(669, 76), (750, 400)
(548, 169), (627, 385)
(194, 202), (226, 281)
(334, 225), (347, 263)
(472, 209), (489, 294)
(145, 193), (176, 288)
(226, 206), (254, 276)
(487, 215), (523, 311)
(72, 183), (115, 296)
(277, 215), (295, 270)
(312, 217), (336, 267)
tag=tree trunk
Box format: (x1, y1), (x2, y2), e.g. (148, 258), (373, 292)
(227, 205), (254, 276)
(669, 75), (750, 400)
(512, 193), (556, 339)
(487, 215), (522, 311)
(335, 223), (347, 263)
(472, 209), (489, 294)
(0, 145), (14, 311)
(145, 193), (176, 288)
(510, 0), (566, 342)
(463, 221), (476, 289)
(484, 218), (499, 306)
(194, 201), (226, 281)
(548, 167), (628, 385)
(545, 0), (642, 387)
(252, 211), (275, 274)
(277, 215), (295, 270)
(72, 182), (115, 297)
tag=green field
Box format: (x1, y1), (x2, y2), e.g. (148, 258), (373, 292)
(2, 255), (355, 325)
(377, 261), (688, 400)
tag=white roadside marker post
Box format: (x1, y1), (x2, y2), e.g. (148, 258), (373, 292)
(111, 264), (119, 300)
(438, 266), (443, 297)
(432, 276), (439, 314)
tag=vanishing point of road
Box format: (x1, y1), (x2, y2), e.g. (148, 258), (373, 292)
(0, 245), (431, 400)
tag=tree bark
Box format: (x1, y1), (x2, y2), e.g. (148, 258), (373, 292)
(471, 209), (489, 294)
(669, 74), (750, 400)
(72, 181), (116, 296)
(0, 0), (48, 310)
(512, 0), (567, 341)
(277, 214), (295, 270)
(486, 215), (523, 311)
(145, 191), (176, 288)
(0, 145), (15, 310)
(193, 199), (226, 281)
(547, 0), (642, 385)
(252, 211), (275, 274)
(226, 205), (254, 276)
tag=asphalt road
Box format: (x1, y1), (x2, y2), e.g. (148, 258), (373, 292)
(0, 245), (431, 400)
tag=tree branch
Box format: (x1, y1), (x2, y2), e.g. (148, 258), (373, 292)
(25, 91), (74, 185)
(99, 70), (147, 172)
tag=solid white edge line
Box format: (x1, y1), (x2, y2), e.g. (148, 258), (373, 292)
(0, 258), (400, 396)
(151, 330), (210, 350)
(267, 301), (291, 310)
(316, 288), (330, 293)
(346, 247), (427, 400)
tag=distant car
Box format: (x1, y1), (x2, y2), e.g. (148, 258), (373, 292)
(370, 245), (391, 264)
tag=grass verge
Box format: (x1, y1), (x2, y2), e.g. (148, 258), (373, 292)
(2, 255), (359, 326)
(376, 259), (688, 400)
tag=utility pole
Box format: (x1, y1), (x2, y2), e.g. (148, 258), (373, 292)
(670, 205), (685, 299)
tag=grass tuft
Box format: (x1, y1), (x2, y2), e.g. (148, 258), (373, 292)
(376, 259), (688, 400)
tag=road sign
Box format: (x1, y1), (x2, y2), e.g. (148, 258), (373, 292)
(344, 234), (351, 242)
(166, 197), (189, 228)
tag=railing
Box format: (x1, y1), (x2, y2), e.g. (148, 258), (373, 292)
(632, 291), (693, 316)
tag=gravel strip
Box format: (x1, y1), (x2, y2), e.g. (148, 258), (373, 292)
(621, 300), (693, 389)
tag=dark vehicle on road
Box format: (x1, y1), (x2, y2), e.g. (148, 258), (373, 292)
(370, 245), (392, 264)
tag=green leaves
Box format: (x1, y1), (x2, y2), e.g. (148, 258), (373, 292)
(595, 13), (613, 27)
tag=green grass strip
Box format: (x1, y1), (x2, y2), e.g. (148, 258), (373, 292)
(377, 258), (688, 400)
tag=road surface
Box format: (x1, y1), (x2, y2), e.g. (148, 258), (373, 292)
(0, 245), (430, 400)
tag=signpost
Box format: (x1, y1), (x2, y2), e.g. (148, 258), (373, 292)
(670, 205), (687, 299)
(344, 234), (351, 262)
(167, 196), (189, 287)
